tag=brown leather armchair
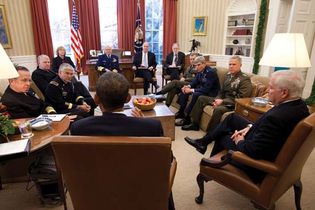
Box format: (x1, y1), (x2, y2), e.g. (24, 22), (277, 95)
(51, 136), (177, 210)
(131, 69), (158, 95)
(195, 113), (315, 210)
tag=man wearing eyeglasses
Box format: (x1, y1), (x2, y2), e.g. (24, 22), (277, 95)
(175, 56), (220, 127)
(1, 66), (56, 119)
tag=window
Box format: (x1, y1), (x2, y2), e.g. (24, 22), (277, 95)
(98, 0), (118, 49)
(145, 0), (163, 64)
(47, 0), (72, 57)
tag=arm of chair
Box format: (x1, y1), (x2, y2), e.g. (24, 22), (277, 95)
(168, 157), (177, 193)
(229, 150), (281, 176)
(200, 150), (281, 176)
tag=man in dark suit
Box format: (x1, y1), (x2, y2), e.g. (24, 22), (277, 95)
(1, 66), (56, 119)
(133, 42), (159, 95)
(175, 56), (220, 128)
(163, 43), (186, 80)
(185, 70), (309, 183)
(96, 45), (120, 76)
(32, 54), (57, 94)
(70, 71), (163, 136)
(70, 71), (175, 210)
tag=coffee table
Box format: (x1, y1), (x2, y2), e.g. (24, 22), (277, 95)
(123, 98), (175, 140)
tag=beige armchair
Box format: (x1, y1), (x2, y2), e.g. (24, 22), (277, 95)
(52, 136), (177, 210)
(195, 113), (315, 210)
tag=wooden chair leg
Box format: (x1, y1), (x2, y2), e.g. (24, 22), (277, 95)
(57, 169), (68, 210)
(195, 173), (211, 204)
(252, 202), (275, 210)
(293, 179), (302, 210)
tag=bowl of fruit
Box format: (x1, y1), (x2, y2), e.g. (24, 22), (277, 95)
(133, 97), (157, 111)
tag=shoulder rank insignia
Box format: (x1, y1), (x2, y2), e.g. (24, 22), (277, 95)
(50, 81), (59, 86)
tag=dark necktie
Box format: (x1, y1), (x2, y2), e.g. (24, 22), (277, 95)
(174, 54), (178, 65)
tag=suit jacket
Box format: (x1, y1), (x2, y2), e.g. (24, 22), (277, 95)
(238, 99), (309, 160)
(96, 54), (120, 72)
(235, 99), (309, 182)
(189, 66), (220, 97)
(1, 86), (54, 119)
(52, 56), (75, 73)
(133, 51), (157, 69)
(70, 112), (163, 137)
(32, 68), (57, 94)
(216, 71), (252, 106)
(163, 51), (185, 70)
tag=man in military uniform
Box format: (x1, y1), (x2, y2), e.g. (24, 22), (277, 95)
(1, 66), (56, 119)
(45, 63), (96, 118)
(96, 45), (120, 76)
(156, 52), (198, 106)
(175, 56), (220, 127)
(182, 55), (252, 131)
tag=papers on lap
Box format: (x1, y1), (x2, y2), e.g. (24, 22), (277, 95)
(0, 139), (30, 161)
(38, 114), (67, 122)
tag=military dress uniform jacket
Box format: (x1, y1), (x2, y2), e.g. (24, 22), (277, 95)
(188, 66), (220, 97)
(32, 68), (57, 94)
(96, 54), (120, 72)
(1, 86), (55, 119)
(45, 76), (87, 113)
(216, 71), (252, 106)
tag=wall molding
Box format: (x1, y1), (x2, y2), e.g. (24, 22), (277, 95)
(10, 55), (37, 72)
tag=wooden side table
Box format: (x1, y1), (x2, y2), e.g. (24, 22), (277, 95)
(235, 98), (272, 122)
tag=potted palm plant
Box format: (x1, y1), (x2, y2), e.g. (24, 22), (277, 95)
(305, 82), (315, 113)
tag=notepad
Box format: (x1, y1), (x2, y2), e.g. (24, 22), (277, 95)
(38, 114), (67, 122)
(0, 139), (30, 160)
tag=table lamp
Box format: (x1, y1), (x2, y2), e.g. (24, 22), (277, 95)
(259, 33), (311, 69)
(0, 43), (19, 79)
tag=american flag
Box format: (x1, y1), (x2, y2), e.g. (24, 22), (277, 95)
(71, 1), (84, 63)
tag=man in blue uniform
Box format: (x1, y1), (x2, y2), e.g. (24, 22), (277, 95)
(175, 56), (220, 127)
(96, 45), (120, 75)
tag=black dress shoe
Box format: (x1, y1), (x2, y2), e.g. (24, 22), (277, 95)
(184, 137), (207, 154)
(182, 123), (199, 131)
(175, 112), (185, 119)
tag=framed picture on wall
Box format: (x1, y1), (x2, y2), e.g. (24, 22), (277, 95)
(0, 5), (12, 48)
(192, 16), (207, 36)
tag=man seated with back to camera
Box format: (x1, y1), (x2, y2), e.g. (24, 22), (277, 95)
(45, 63), (96, 119)
(1, 66), (56, 119)
(70, 71), (176, 209)
(185, 70), (309, 183)
(156, 52), (198, 106)
(95, 45), (120, 76)
(133, 42), (159, 95)
(163, 43), (186, 80)
(70, 71), (163, 136)
(182, 55), (252, 131)
(175, 56), (220, 128)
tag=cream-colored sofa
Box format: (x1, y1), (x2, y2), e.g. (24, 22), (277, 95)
(171, 66), (270, 131)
